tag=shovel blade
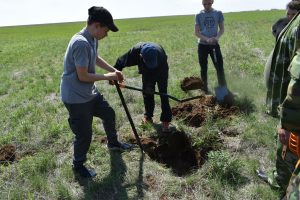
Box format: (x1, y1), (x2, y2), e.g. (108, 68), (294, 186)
(215, 86), (229, 102)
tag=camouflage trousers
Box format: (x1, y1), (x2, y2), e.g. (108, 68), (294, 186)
(268, 135), (298, 197)
(287, 173), (300, 200)
(286, 154), (300, 199)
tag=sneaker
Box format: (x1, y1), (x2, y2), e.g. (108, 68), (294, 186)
(162, 122), (171, 132)
(142, 116), (153, 124)
(107, 142), (132, 151)
(72, 165), (97, 178)
(256, 169), (281, 189)
(256, 169), (268, 183)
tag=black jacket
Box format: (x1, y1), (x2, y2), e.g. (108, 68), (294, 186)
(114, 42), (168, 74)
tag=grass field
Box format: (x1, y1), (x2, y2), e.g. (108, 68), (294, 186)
(0, 10), (285, 199)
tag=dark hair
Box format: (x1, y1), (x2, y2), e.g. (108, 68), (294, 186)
(287, 1), (300, 11)
(87, 6), (100, 25)
(86, 6), (119, 32)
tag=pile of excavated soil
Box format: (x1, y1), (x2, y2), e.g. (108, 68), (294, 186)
(0, 144), (18, 164)
(180, 76), (205, 91)
(172, 95), (239, 127)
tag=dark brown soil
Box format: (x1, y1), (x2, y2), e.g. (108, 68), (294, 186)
(0, 144), (18, 164)
(130, 131), (208, 176)
(144, 174), (157, 190)
(172, 95), (239, 127)
(180, 76), (205, 91)
(93, 135), (108, 144)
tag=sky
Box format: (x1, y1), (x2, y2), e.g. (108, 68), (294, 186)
(0, 0), (288, 27)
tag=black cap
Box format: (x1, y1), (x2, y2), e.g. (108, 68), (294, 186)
(88, 6), (119, 32)
(141, 44), (158, 69)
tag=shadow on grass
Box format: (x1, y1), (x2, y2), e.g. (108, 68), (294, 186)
(234, 95), (256, 115)
(224, 174), (250, 190)
(76, 151), (128, 200)
(75, 150), (145, 200)
(135, 152), (145, 199)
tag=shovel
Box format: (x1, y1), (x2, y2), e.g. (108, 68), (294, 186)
(114, 81), (143, 151)
(122, 84), (202, 103)
(212, 47), (229, 103)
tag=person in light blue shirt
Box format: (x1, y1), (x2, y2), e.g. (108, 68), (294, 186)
(194, 0), (227, 93)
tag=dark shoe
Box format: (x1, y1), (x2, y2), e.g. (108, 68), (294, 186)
(73, 165), (97, 178)
(107, 142), (132, 151)
(256, 169), (281, 189)
(256, 169), (268, 183)
(162, 122), (171, 132)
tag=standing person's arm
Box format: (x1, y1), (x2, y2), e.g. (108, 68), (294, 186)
(213, 11), (225, 44)
(194, 24), (210, 42)
(76, 66), (122, 83)
(76, 66), (124, 83)
(216, 21), (224, 41)
(96, 56), (117, 72)
(209, 21), (224, 44)
(96, 56), (124, 81)
(194, 13), (210, 42)
(76, 56), (123, 83)
(71, 40), (123, 83)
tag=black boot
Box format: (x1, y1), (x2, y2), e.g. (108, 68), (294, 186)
(72, 162), (96, 178)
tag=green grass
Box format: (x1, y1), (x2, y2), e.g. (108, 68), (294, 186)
(0, 10), (284, 199)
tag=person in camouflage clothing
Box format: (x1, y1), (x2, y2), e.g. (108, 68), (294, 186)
(264, 1), (300, 89)
(259, 11), (300, 198)
(266, 12), (300, 116)
(282, 50), (300, 199)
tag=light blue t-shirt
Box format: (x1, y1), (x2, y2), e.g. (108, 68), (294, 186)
(60, 28), (99, 104)
(195, 9), (224, 44)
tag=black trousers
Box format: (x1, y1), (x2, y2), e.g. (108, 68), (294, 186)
(197, 43), (227, 87)
(142, 68), (172, 122)
(64, 93), (118, 165)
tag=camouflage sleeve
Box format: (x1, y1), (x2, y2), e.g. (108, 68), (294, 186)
(278, 51), (300, 132)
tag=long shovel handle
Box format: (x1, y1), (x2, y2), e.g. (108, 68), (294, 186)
(124, 85), (181, 102)
(114, 81), (143, 151)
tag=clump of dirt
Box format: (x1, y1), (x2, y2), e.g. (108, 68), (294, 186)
(180, 76), (205, 91)
(0, 144), (18, 164)
(222, 128), (239, 137)
(222, 91), (235, 106)
(144, 174), (157, 190)
(130, 131), (211, 176)
(93, 135), (108, 144)
(172, 95), (239, 127)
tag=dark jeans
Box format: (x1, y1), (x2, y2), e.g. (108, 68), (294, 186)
(197, 43), (227, 87)
(64, 93), (118, 165)
(142, 68), (172, 122)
